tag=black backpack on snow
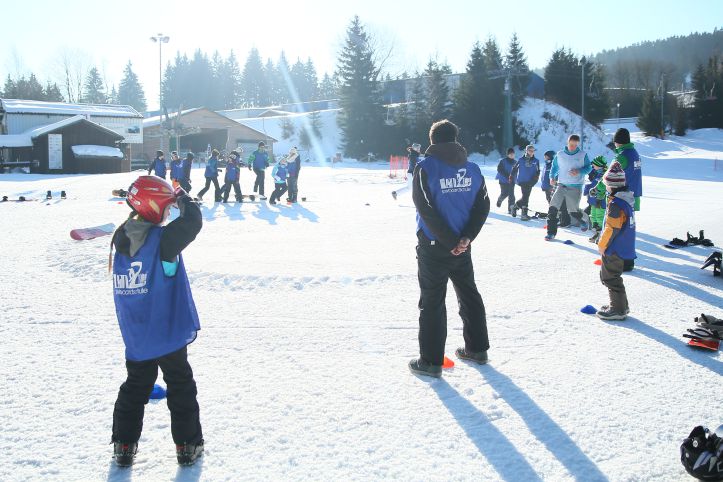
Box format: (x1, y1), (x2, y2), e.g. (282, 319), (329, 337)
(681, 425), (723, 481)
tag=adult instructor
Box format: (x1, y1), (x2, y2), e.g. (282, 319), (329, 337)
(409, 119), (491, 378)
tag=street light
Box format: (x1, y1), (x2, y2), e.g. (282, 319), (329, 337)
(150, 34), (170, 150)
(616, 103), (620, 130)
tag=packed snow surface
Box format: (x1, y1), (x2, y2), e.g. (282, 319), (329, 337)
(0, 126), (722, 481)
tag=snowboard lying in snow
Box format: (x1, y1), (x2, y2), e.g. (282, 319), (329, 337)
(70, 223), (115, 241)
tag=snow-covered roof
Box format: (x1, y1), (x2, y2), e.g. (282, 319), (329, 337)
(71, 145), (124, 159)
(25, 115), (123, 140)
(142, 108), (202, 128)
(0, 134), (32, 147)
(0, 99), (142, 118)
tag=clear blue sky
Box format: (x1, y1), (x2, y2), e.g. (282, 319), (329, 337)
(3, 0), (721, 110)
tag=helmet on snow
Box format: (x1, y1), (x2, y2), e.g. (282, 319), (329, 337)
(680, 425), (723, 481)
(126, 175), (176, 224)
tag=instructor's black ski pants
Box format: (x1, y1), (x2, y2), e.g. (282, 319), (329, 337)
(416, 233), (489, 366)
(112, 346), (202, 445)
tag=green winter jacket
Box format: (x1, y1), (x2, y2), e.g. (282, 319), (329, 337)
(612, 143), (641, 211)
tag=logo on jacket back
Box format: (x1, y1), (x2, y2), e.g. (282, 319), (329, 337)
(114, 261), (149, 295)
(440, 168), (472, 193)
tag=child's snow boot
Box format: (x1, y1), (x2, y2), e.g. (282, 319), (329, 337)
(176, 440), (204, 466)
(520, 208), (531, 221)
(113, 441), (138, 467)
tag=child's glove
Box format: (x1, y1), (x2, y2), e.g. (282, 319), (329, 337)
(173, 185), (188, 199)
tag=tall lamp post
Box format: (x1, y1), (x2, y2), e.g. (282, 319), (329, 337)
(616, 103), (620, 130)
(150, 34), (170, 150)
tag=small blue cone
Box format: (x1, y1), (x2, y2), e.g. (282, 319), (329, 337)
(150, 384), (167, 400)
(580, 305), (597, 315)
(564, 239), (575, 245)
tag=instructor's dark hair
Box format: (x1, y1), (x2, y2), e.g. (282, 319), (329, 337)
(429, 119), (458, 144)
(506, 147), (515, 155)
(568, 134), (581, 142)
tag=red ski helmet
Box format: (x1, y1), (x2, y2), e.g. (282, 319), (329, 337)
(126, 175), (176, 224)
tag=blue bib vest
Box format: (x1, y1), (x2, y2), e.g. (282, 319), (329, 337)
(620, 148), (642, 198)
(252, 150), (269, 170)
(153, 158), (167, 178)
(204, 157), (218, 178)
(274, 164), (288, 183)
(496, 158), (515, 184)
(605, 197), (636, 260)
(416, 157), (484, 240)
(112, 227), (200, 361)
(225, 164), (240, 182)
(516, 156), (540, 184)
(170, 161), (183, 180)
(541, 161), (553, 190)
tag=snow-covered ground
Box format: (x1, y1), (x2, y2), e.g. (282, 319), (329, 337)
(1, 127), (722, 481)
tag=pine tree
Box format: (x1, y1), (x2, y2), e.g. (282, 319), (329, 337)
(636, 90), (661, 136)
(44, 81), (65, 101)
(304, 58), (319, 101)
(241, 48), (268, 106)
(505, 33), (529, 109)
(220, 50), (242, 109)
(424, 59), (452, 124)
(280, 116), (295, 140)
(335, 16), (385, 158)
(409, 75), (429, 145)
(482, 38), (506, 148)
(118, 61), (147, 112)
(690, 57), (723, 129)
(318, 73), (337, 99)
(82, 67), (106, 103)
(453, 42), (494, 153)
(265, 58), (281, 105)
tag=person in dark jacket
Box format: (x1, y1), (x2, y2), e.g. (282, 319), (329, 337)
(510, 145), (541, 220)
(109, 175), (204, 467)
(221, 150), (243, 203)
(180, 153), (193, 193)
(285, 147), (301, 203)
(196, 149), (221, 202)
(248, 141), (270, 200)
(169, 151), (183, 190)
(541, 150), (555, 203)
(495, 148), (517, 215)
(392, 142), (422, 200)
(611, 128), (642, 272)
(147, 150), (167, 179)
(409, 119), (491, 378)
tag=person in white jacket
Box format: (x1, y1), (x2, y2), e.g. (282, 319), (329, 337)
(545, 134), (592, 241)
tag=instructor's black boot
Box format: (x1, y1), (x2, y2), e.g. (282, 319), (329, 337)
(520, 208), (530, 221)
(113, 441), (138, 467)
(408, 358), (442, 378)
(176, 440), (204, 466)
(455, 347), (488, 365)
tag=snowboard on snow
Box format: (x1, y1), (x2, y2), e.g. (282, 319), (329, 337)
(112, 189), (127, 198)
(70, 223), (115, 241)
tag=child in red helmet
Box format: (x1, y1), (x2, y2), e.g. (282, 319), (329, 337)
(110, 175), (204, 467)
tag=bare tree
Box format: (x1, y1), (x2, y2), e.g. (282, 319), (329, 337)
(54, 48), (91, 102)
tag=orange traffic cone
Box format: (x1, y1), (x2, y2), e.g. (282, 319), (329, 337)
(442, 356), (455, 369)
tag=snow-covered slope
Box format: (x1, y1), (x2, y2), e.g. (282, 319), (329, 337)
(515, 98), (612, 157)
(0, 123), (722, 482)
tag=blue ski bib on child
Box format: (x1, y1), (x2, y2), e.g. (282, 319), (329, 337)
(112, 226), (200, 361)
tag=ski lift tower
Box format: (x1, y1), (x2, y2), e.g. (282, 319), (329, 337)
(489, 67), (527, 150)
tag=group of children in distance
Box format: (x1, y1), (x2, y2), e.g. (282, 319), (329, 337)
(148, 141), (302, 206)
(494, 129), (641, 321)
